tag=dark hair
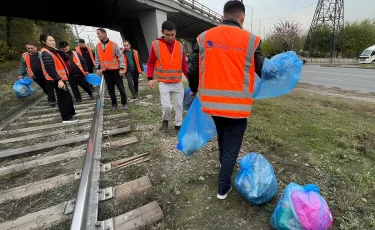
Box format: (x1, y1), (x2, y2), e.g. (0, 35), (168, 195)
(96, 28), (107, 33)
(25, 41), (37, 46)
(223, 0), (245, 15)
(59, 41), (69, 48)
(162, 21), (176, 31)
(123, 40), (131, 45)
(39, 33), (52, 45)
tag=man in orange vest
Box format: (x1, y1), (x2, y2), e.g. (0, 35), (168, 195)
(188, 1), (265, 200)
(147, 21), (189, 131)
(59, 41), (94, 102)
(76, 39), (96, 73)
(122, 40), (143, 99)
(18, 42), (56, 106)
(95, 28), (128, 110)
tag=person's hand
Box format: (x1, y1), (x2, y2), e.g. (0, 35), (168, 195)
(18, 76), (24, 79)
(84, 72), (89, 76)
(119, 69), (126, 77)
(58, 80), (65, 89)
(96, 69), (101, 76)
(148, 80), (155, 89)
(190, 91), (196, 97)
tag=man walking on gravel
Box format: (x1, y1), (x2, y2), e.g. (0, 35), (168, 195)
(147, 21), (189, 131)
(188, 1), (265, 199)
(95, 28), (128, 110)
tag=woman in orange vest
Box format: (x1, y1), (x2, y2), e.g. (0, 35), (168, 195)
(188, 1), (265, 200)
(39, 34), (77, 123)
(122, 40), (143, 99)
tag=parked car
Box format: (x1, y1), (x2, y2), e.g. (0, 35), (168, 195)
(358, 45), (375, 64)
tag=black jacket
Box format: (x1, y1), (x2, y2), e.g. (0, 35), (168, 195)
(123, 49), (143, 75)
(41, 46), (69, 81)
(188, 19), (265, 93)
(66, 51), (89, 76)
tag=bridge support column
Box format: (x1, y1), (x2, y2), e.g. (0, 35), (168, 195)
(185, 39), (195, 54)
(139, 9), (167, 52)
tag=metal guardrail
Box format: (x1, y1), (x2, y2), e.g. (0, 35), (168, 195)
(70, 77), (105, 230)
(173, 0), (222, 23)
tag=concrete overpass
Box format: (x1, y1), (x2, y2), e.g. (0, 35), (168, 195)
(1, 0), (221, 61)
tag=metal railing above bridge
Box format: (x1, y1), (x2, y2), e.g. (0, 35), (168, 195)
(173, 0), (222, 24)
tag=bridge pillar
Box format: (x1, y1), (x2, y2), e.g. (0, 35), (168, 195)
(185, 39), (195, 54)
(139, 9), (167, 52)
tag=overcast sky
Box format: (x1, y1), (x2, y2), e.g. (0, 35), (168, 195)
(77, 0), (375, 46)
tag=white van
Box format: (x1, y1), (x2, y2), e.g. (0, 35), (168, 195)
(358, 45), (375, 64)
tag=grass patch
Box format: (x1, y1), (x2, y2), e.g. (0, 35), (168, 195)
(111, 80), (375, 229)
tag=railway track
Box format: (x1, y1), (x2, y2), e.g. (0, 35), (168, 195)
(0, 78), (164, 229)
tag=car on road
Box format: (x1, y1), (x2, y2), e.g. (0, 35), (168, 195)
(358, 45), (375, 64)
(297, 55), (307, 64)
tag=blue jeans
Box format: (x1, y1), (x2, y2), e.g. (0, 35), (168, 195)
(212, 116), (248, 195)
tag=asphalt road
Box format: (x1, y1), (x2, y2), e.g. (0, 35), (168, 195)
(300, 65), (375, 93)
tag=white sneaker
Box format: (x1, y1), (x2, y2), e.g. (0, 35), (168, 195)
(62, 119), (79, 124)
(217, 186), (232, 200)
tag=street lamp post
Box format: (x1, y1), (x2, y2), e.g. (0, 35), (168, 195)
(256, 18), (261, 36)
(244, 5), (253, 32)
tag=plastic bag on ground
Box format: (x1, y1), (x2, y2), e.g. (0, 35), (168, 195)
(85, 73), (102, 86)
(271, 182), (333, 230)
(254, 51), (302, 99)
(176, 95), (217, 156)
(183, 87), (195, 111)
(235, 153), (278, 205)
(13, 78), (35, 98)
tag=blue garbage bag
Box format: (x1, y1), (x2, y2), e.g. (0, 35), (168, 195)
(183, 87), (195, 111)
(143, 64), (147, 72)
(235, 153), (278, 205)
(85, 73), (102, 86)
(176, 95), (217, 156)
(254, 51), (302, 99)
(271, 183), (333, 230)
(13, 78), (35, 98)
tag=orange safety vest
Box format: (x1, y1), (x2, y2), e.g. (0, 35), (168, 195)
(40, 48), (68, 81)
(75, 46), (95, 64)
(122, 49), (143, 73)
(72, 51), (87, 75)
(197, 25), (261, 118)
(152, 40), (183, 83)
(96, 41), (119, 71)
(22, 52), (41, 77)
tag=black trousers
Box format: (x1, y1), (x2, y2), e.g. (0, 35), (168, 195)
(52, 81), (76, 121)
(125, 70), (139, 96)
(33, 76), (56, 102)
(68, 75), (93, 100)
(103, 70), (127, 105)
(212, 116), (248, 195)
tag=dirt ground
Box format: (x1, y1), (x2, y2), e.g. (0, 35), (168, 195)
(95, 80), (375, 230)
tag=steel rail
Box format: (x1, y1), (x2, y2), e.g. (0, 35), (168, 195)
(70, 77), (105, 230)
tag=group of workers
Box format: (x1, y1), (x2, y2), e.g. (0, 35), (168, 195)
(18, 0), (264, 200)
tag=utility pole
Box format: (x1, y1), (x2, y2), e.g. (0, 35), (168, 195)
(74, 24), (80, 38)
(304, 0), (344, 63)
(244, 5), (253, 32)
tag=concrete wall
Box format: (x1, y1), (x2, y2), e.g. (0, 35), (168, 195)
(139, 9), (167, 52)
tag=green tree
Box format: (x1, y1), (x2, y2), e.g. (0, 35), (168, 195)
(343, 19), (375, 57)
(268, 20), (303, 53)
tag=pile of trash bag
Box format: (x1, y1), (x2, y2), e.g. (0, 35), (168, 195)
(235, 153), (278, 205)
(183, 87), (195, 111)
(176, 95), (217, 156)
(13, 77), (35, 98)
(271, 182), (333, 230)
(254, 51), (303, 99)
(85, 73), (102, 86)
(143, 64), (147, 73)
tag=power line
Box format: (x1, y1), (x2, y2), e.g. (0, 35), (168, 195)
(262, 2), (317, 21)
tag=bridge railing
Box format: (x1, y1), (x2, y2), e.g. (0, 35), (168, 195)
(173, 0), (222, 23)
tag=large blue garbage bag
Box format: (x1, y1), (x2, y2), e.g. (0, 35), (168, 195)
(254, 51), (302, 99)
(143, 64), (147, 72)
(235, 153), (278, 205)
(13, 78), (35, 98)
(85, 73), (102, 86)
(183, 87), (195, 111)
(176, 95), (217, 156)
